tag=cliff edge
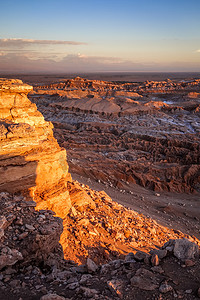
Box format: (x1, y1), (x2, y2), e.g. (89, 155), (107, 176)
(0, 78), (71, 217)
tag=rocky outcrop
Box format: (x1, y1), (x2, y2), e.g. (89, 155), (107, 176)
(0, 79), (71, 217)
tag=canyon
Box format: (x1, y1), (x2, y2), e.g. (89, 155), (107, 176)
(29, 76), (200, 238)
(0, 77), (199, 299)
(30, 76), (200, 194)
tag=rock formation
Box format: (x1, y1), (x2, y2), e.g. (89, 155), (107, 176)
(0, 77), (200, 299)
(29, 76), (200, 194)
(0, 79), (71, 217)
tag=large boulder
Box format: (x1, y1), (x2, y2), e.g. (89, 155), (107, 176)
(173, 238), (199, 261)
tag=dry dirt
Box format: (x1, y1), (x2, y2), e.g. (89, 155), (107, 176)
(71, 173), (200, 241)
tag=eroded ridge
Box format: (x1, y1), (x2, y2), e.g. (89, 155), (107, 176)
(30, 76), (200, 193)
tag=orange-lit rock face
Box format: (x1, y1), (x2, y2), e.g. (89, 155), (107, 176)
(0, 79), (71, 217)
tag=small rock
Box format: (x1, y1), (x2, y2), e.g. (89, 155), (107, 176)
(25, 224), (35, 231)
(166, 246), (174, 252)
(40, 287), (48, 294)
(159, 283), (173, 293)
(81, 287), (98, 298)
(66, 282), (79, 290)
(110, 259), (122, 269)
(67, 277), (78, 284)
(0, 216), (7, 229)
(151, 266), (164, 274)
(71, 265), (87, 273)
(4, 276), (11, 282)
(1, 248), (8, 254)
(125, 252), (135, 263)
(36, 285), (44, 290)
(100, 264), (111, 275)
(15, 218), (23, 225)
(56, 270), (73, 280)
(150, 249), (167, 259)
(18, 232), (29, 240)
(0, 248), (23, 270)
(185, 259), (195, 267)
(151, 254), (159, 266)
(39, 214), (46, 219)
(9, 279), (21, 288)
(87, 257), (98, 273)
(70, 206), (78, 216)
(134, 251), (148, 262)
(32, 267), (42, 275)
(107, 279), (124, 299)
(80, 274), (92, 284)
(185, 289), (193, 294)
(130, 268), (159, 291)
(0, 229), (4, 239)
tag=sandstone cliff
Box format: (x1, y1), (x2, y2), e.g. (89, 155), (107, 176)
(0, 79), (71, 217)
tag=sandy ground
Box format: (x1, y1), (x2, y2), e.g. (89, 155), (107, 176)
(71, 172), (200, 240)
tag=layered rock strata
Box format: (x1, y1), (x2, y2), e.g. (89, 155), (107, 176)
(0, 79), (71, 217)
(30, 77), (200, 193)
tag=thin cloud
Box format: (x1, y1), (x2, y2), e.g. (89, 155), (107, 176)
(196, 49), (200, 53)
(1, 53), (199, 73)
(0, 38), (87, 47)
(0, 52), (151, 73)
(62, 54), (128, 64)
(0, 49), (39, 52)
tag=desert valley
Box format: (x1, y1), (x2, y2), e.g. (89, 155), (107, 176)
(0, 73), (200, 299)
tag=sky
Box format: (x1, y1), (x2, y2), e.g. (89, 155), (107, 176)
(0, 0), (200, 73)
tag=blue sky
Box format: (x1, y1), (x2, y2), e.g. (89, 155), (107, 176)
(0, 0), (200, 72)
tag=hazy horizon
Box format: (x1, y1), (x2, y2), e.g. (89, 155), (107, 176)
(1, 72), (200, 86)
(1, 0), (200, 73)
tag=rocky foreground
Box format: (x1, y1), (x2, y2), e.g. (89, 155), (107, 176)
(0, 78), (200, 299)
(0, 192), (200, 300)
